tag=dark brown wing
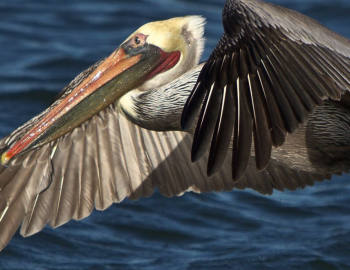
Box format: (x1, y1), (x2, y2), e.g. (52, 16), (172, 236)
(181, 0), (350, 180)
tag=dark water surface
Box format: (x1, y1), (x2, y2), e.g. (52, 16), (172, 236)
(1, 0), (350, 269)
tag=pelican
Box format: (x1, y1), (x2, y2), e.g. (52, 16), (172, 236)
(0, 0), (350, 252)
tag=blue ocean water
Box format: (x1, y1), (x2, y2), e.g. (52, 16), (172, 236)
(0, 0), (350, 269)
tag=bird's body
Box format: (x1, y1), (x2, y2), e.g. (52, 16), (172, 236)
(0, 0), (350, 252)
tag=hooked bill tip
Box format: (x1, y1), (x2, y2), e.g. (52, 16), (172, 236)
(1, 152), (9, 166)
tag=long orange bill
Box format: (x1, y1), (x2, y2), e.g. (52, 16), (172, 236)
(2, 44), (180, 165)
(2, 47), (140, 164)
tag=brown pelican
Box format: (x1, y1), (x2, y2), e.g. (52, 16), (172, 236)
(0, 0), (350, 251)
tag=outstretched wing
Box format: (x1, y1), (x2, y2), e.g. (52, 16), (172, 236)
(0, 98), (329, 251)
(182, 0), (350, 180)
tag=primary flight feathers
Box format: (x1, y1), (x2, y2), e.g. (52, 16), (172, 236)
(0, 0), (350, 251)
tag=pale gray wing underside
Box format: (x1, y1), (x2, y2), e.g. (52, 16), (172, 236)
(0, 103), (329, 251)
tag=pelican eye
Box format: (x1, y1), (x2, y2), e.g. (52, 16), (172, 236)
(134, 36), (140, 45)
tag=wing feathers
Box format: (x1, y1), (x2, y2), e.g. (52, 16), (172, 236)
(208, 85), (235, 176)
(248, 73), (271, 170)
(94, 113), (117, 209)
(232, 77), (253, 181)
(0, 194), (33, 251)
(49, 135), (74, 228)
(0, 104), (336, 251)
(104, 108), (132, 202)
(191, 73), (223, 163)
(182, 0), (350, 178)
(256, 68), (286, 147)
(181, 63), (212, 131)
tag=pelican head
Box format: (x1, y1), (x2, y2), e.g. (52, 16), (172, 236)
(1, 16), (205, 165)
(127, 16), (205, 91)
(116, 16), (205, 130)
